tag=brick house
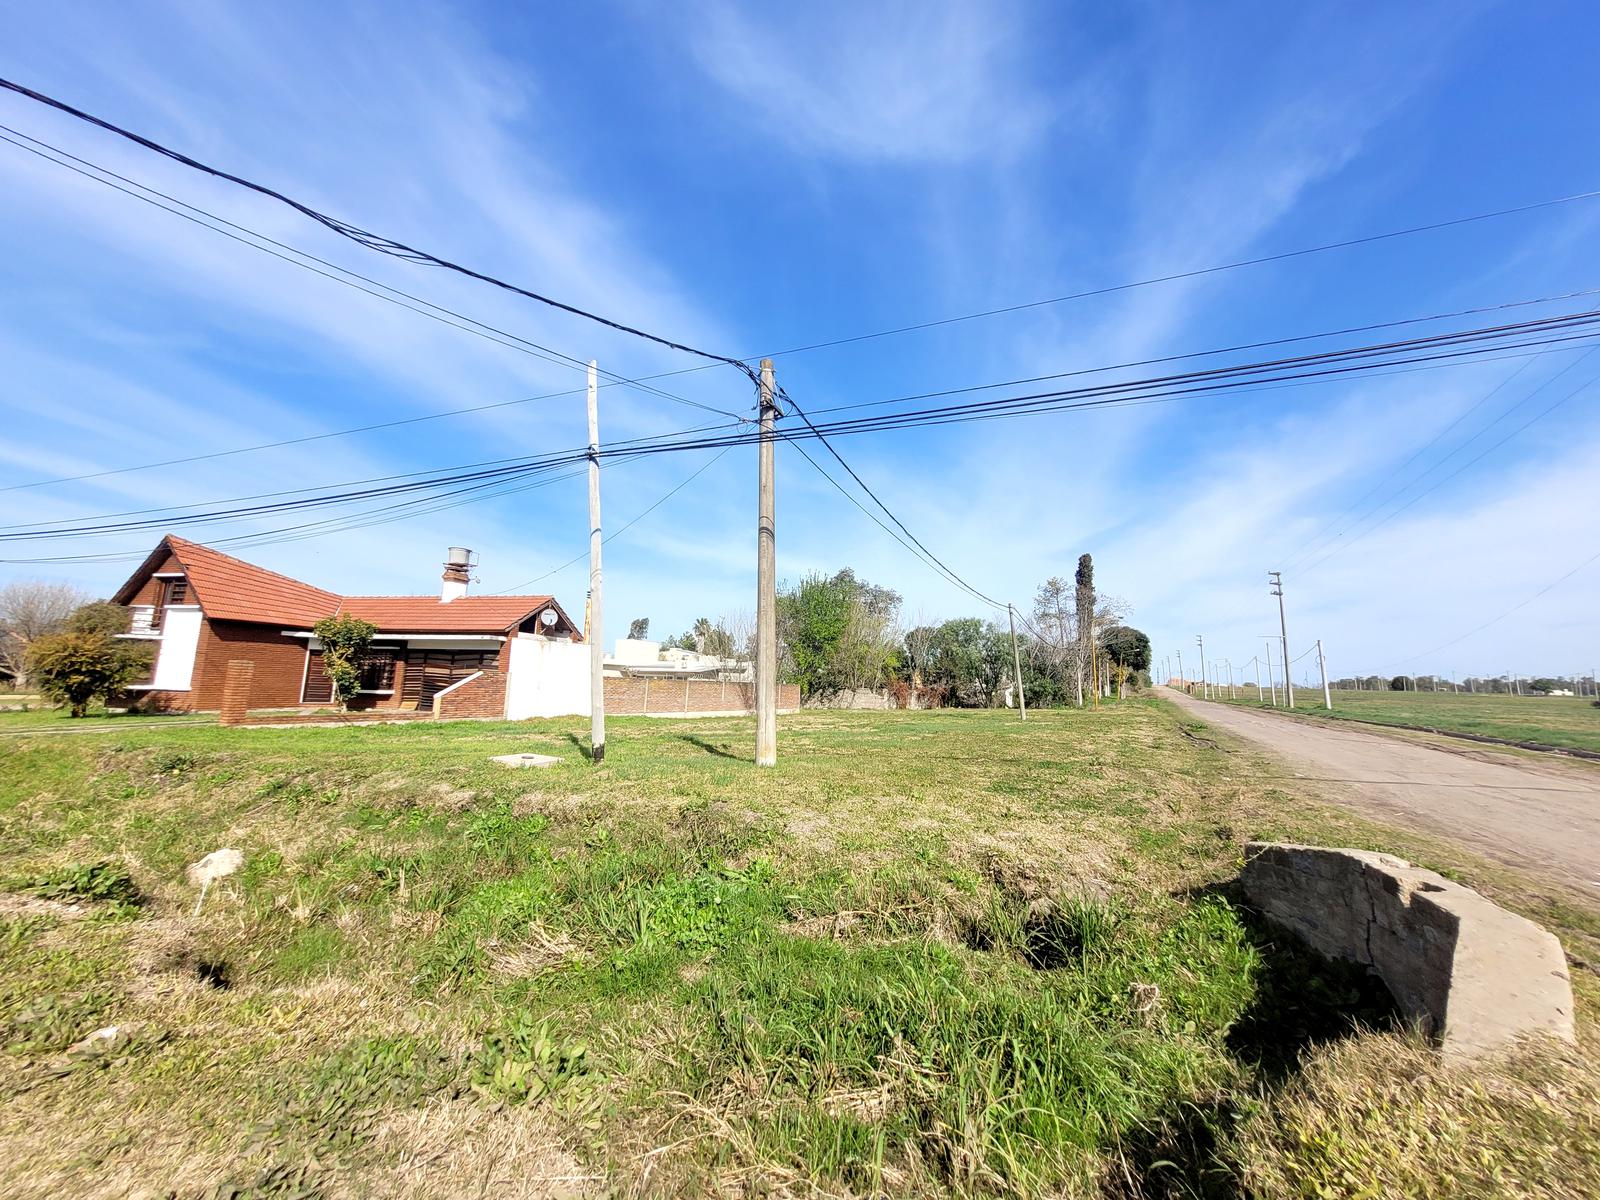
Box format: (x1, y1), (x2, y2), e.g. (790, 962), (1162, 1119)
(112, 535), (581, 716)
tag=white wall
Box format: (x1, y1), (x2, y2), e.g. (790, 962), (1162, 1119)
(505, 634), (591, 719)
(611, 637), (661, 665)
(151, 607), (202, 691)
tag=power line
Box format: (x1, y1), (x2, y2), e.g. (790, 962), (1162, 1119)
(1277, 352), (1549, 569)
(1383, 546), (1600, 669)
(751, 198), (1600, 363)
(780, 387), (1007, 611)
(0, 125), (737, 418)
(10, 307), (1600, 547)
(0, 77), (761, 385)
(488, 447), (735, 594)
(1295, 359), (1600, 576)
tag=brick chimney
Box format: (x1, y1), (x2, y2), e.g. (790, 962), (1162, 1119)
(442, 547), (473, 602)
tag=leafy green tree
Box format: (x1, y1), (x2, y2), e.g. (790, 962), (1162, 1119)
(27, 631), (150, 717)
(66, 600), (132, 636)
(1389, 675), (1408, 691)
(626, 617), (649, 641)
(1100, 626), (1151, 674)
(312, 614), (378, 709)
(778, 570), (901, 699)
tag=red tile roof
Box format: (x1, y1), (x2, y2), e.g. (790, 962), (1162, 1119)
(338, 595), (558, 634)
(114, 536), (570, 636)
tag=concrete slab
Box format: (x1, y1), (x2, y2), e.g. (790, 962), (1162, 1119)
(490, 752), (561, 769)
(1241, 842), (1576, 1061)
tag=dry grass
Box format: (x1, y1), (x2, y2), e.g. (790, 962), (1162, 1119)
(0, 701), (1595, 1197)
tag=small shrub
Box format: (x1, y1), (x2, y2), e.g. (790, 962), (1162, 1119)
(27, 861), (143, 913)
(471, 1014), (597, 1111)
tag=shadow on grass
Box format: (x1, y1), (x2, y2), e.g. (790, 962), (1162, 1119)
(562, 733), (593, 762)
(1107, 882), (1400, 1199)
(678, 734), (742, 761)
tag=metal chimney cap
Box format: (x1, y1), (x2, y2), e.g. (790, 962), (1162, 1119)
(446, 547), (475, 567)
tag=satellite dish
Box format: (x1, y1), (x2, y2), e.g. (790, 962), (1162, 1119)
(539, 609), (559, 628)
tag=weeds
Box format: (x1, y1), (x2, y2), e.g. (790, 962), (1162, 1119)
(25, 860), (143, 915)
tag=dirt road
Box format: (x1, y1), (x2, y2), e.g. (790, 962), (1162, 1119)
(1163, 687), (1600, 895)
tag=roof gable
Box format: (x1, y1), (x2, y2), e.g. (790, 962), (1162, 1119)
(112, 536), (575, 636)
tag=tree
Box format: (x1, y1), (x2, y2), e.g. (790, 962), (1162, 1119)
(311, 615), (378, 710)
(1389, 676), (1407, 691)
(1074, 555), (1095, 706)
(626, 617), (649, 641)
(67, 601), (132, 637)
(777, 570), (902, 699)
(0, 580), (89, 688)
(1100, 626), (1150, 699)
(690, 617), (736, 659)
(28, 631), (150, 717)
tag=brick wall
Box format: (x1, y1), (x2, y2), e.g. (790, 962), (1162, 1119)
(192, 620), (309, 710)
(218, 660), (255, 726)
(603, 677), (799, 716)
(433, 669), (507, 720)
(133, 619), (308, 712)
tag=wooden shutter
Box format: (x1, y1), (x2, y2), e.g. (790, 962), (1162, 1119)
(302, 651), (334, 704)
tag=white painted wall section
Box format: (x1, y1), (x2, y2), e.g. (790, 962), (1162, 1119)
(151, 607), (202, 691)
(505, 635), (590, 719)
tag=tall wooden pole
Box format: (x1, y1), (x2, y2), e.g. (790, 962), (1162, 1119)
(1008, 604), (1027, 720)
(1316, 638), (1332, 710)
(755, 359), (779, 768)
(586, 361), (605, 764)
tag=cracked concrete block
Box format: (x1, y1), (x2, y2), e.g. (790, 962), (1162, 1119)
(1241, 842), (1575, 1061)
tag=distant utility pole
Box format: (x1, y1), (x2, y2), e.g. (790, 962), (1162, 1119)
(1253, 655), (1263, 700)
(1008, 604), (1027, 721)
(1316, 639), (1332, 710)
(755, 358), (780, 768)
(1262, 635), (1278, 706)
(1196, 635), (1208, 699)
(1225, 658), (1235, 699)
(586, 361), (606, 764)
(1269, 571), (1295, 708)
(1176, 648), (1185, 690)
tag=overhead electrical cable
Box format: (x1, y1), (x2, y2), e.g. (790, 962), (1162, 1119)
(9, 309), (1600, 548)
(1277, 352), (1549, 570)
(780, 388), (1007, 612)
(0, 125), (739, 436)
(488, 447), (735, 594)
(0, 78), (761, 385)
(1294, 365), (1600, 577)
(1381, 546), (1600, 669)
(3, 113), (1589, 503)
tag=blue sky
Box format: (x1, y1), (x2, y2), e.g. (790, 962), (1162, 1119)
(2, 1), (1598, 680)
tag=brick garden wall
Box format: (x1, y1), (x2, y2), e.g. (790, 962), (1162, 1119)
(433, 670), (507, 720)
(603, 677), (799, 716)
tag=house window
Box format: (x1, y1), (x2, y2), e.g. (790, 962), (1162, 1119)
(302, 644), (401, 704)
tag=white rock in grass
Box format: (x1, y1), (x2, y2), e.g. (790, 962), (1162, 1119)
(186, 848), (244, 915)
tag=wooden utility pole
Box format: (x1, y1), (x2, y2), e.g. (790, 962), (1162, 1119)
(755, 359), (779, 768)
(1196, 634), (1207, 699)
(1316, 638), (1332, 710)
(1262, 635), (1278, 706)
(586, 361), (606, 764)
(1254, 655), (1263, 700)
(1008, 604), (1027, 720)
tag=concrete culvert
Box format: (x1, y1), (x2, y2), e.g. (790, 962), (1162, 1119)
(1240, 842), (1576, 1061)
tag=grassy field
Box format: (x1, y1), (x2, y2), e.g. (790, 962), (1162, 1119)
(1209, 686), (1600, 755)
(1, 702), (1595, 1198)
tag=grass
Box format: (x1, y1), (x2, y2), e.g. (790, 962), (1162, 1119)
(0, 701), (1594, 1197)
(1209, 686), (1600, 755)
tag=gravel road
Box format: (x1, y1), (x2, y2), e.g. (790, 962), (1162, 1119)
(1163, 687), (1600, 896)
